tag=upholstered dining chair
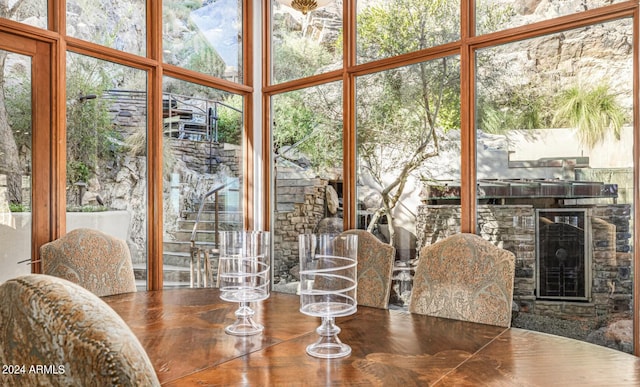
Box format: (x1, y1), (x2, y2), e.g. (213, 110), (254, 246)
(409, 233), (516, 327)
(341, 229), (396, 309)
(40, 228), (137, 297)
(0, 274), (159, 387)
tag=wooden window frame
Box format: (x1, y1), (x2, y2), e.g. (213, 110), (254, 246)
(0, 0), (638, 355)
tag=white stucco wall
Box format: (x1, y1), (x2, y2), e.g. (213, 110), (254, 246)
(0, 211), (131, 283)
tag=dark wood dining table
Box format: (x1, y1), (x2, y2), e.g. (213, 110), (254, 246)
(103, 288), (640, 386)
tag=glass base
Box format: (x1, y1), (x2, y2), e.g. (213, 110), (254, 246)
(306, 340), (352, 359)
(225, 304), (264, 336)
(306, 317), (351, 359)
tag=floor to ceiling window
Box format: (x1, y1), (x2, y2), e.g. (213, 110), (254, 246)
(266, 0), (638, 354)
(64, 53), (148, 289)
(472, 18), (635, 352)
(270, 81), (344, 292)
(0, 0), (250, 291)
(161, 76), (244, 288)
(355, 57), (462, 306)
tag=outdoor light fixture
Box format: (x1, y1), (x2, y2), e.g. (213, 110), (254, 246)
(275, 0), (334, 15)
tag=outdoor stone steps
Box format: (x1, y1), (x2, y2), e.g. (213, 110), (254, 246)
(154, 198), (241, 287)
(163, 240), (217, 253)
(182, 211), (242, 222)
(177, 219), (242, 232)
(134, 186), (242, 287)
(172, 230), (219, 243)
(161, 247), (219, 266)
(133, 263), (192, 286)
(162, 251), (192, 266)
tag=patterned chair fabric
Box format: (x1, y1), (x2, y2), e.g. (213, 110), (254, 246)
(0, 274), (159, 387)
(341, 229), (396, 309)
(409, 233), (515, 327)
(40, 228), (137, 297)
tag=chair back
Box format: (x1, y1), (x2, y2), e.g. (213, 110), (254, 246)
(40, 228), (137, 297)
(409, 233), (515, 327)
(0, 274), (159, 386)
(341, 229), (395, 309)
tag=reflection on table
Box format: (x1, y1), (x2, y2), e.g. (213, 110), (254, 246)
(103, 288), (640, 386)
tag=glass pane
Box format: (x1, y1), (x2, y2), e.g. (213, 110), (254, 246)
(271, 81), (343, 292)
(163, 0), (242, 83)
(162, 77), (244, 288)
(3, 1), (47, 28)
(473, 20), (633, 352)
(65, 53), (148, 289)
(357, 0), (459, 64)
(271, 1), (343, 84)
(476, 0), (626, 35)
(66, 0), (146, 56)
(356, 56), (461, 308)
(0, 51), (32, 282)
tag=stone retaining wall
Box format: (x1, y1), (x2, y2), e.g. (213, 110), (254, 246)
(272, 170), (329, 283)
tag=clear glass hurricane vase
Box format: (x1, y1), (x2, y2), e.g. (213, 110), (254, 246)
(218, 230), (270, 336)
(298, 233), (358, 358)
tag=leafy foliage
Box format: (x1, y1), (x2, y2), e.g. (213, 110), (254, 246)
(216, 94), (243, 145)
(477, 92), (554, 134)
(354, 1), (464, 239)
(65, 55), (120, 187)
(273, 86), (343, 169)
(271, 0), (468, 244)
(4, 72), (31, 151)
(187, 44), (226, 79)
(9, 203), (29, 212)
(272, 33), (334, 84)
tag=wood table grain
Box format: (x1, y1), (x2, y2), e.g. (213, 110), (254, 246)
(104, 288), (640, 386)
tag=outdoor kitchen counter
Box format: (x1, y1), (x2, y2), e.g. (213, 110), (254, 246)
(103, 288), (640, 386)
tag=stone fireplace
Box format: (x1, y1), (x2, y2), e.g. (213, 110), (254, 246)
(415, 203), (632, 321)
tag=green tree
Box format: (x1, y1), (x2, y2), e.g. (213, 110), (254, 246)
(355, 1), (461, 245)
(477, 92), (554, 134)
(0, 0), (29, 204)
(273, 84), (343, 170)
(272, 33), (333, 84)
(4, 72), (31, 152)
(65, 56), (120, 189)
(216, 95), (243, 145)
(553, 83), (626, 148)
(271, 0), (515, 247)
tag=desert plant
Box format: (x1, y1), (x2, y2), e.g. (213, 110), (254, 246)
(553, 83), (627, 148)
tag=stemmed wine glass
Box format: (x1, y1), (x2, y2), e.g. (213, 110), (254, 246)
(218, 230), (270, 336)
(298, 233), (358, 358)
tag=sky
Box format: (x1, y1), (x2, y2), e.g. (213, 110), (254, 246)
(190, 0), (240, 69)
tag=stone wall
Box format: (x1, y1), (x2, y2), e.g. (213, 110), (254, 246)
(273, 169), (329, 283)
(167, 139), (241, 177)
(92, 91), (243, 262)
(416, 204), (632, 320)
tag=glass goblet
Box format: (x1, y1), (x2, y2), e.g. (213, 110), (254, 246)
(298, 233), (358, 358)
(218, 230), (270, 336)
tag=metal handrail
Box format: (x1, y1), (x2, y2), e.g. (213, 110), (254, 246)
(189, 180), (238, 287)
(190, 180), (238, 245)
